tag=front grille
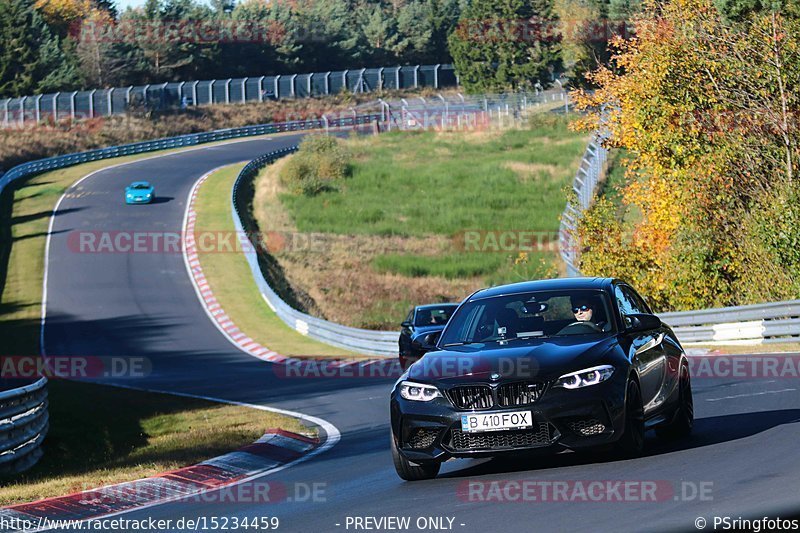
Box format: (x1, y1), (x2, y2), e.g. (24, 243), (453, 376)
(497, 382), (545, 407)
(446, 386), (493, 410)
(446, 382), (545, 410)
(448, 423), (556, 451)
(408, 428), (440, 449)
(568, 418), (606, 436)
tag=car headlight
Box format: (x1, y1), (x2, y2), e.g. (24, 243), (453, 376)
(398, 381), (441, 401)
(555, 365), (615, 389)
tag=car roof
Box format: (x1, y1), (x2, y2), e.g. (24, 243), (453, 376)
(415, 303), (458, 311)
(468, 277), (614, 301)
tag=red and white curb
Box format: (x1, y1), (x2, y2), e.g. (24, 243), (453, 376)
(0, 429), (318, 530)
(181, 168), (398, 375)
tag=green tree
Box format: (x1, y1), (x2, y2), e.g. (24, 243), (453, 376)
(448, 0), (562, 92)
(0, 0), (81, 96)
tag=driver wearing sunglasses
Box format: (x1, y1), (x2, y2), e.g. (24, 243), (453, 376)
(572, 301), (594, 322)
(569, 296), (609, 332)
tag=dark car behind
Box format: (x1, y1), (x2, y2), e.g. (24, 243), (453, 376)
(398, 304), (459, 369)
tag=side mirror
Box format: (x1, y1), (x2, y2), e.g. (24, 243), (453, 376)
(412, 331), (441, 353)
(401, 321), (412, 328)
(625, 313), (662, 333)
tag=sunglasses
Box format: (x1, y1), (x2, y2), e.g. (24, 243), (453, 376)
(572, 305), (591, 313)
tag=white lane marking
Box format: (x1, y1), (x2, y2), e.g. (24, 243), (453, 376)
(705, 388), (797, 402)
(40, 133), (301, 356)
(31, 382), (341, 531)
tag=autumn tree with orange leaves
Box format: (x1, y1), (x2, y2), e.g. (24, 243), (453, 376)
(571, 0), (800, 310)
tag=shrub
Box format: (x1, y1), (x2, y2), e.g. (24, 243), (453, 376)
(279, 135), (351, 196)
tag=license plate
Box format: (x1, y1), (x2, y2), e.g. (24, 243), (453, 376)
(461, 410), (533, 433)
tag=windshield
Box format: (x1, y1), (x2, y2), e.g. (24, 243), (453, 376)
(131, 184), (151, 190)
(439, 290), (616, 347)
(414, 305), (457, 327)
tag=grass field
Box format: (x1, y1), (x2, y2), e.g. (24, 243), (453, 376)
(252, 114), (587, 329)
(192, 164), (357, 357)
(282, 114), (587, 237)
(0, 380), (310, 506)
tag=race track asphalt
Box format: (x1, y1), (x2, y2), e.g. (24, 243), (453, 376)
(42, 134), (800, 532)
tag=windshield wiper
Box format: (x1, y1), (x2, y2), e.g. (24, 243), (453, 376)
(442, 341), (478, 347)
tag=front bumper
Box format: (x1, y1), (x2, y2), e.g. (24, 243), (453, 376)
(126, 196), (152, 204)
(390, 372), (628, 463)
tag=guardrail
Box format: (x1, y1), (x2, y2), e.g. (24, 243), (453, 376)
(0, 377), (48, 475)
(660, 301), (800, 345)
(231, 146), (399, 357)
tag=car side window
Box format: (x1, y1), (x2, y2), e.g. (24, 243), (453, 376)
(614, 285), (644, 328)
(627, 286), (653, 314)
(614, 286), (636, 316)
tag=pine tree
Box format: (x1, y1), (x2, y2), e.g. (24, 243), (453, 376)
(448, 0), (562, 92)
(0, 0), (81, 96)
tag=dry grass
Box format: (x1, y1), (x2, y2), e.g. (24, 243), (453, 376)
(502, 161), (562, 183)
(253, 159), (475, 328)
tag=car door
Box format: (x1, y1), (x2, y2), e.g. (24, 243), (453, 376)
(615, 284), (667, 412)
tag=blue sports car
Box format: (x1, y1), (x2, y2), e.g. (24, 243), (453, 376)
(125, 181), (155, 204)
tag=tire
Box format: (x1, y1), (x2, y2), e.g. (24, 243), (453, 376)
(656, 363), (694, 440)
(615, 378), (645, 456)
(391, 434), (440, 481)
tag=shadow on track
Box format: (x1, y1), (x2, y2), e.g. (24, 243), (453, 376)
(437, 409), (800, 479)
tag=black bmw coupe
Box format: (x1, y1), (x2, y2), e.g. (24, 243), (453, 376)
(390, 277), (693, 480)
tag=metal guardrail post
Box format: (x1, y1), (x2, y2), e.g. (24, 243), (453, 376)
(413, 65), (420, 88)
(377, 67), (384, 91)
(191, 81), (198, 106)
(107, 88), (114, 115)
(434, 64), (440, 89)
(290, 74), (297, 97)
(342, 70), (349, 92)
(241, 78), (248, 102)
(324, 72), (330, 95)
(20, 96), (26, 126)
(70, 91), (77, 120)
(125, 86), (132, 110)
(274, 75), (280, 99)
(88, 89), (96, 118)
(52, 93), (59, 121)
(258, 76), (265, 101)
(224, 79), (231, 104)
(34, 94), (42, 123)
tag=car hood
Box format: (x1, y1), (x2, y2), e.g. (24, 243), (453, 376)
(406, 335), (618, 384)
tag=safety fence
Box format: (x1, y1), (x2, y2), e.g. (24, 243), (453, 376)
(1, 64), (458, 128)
